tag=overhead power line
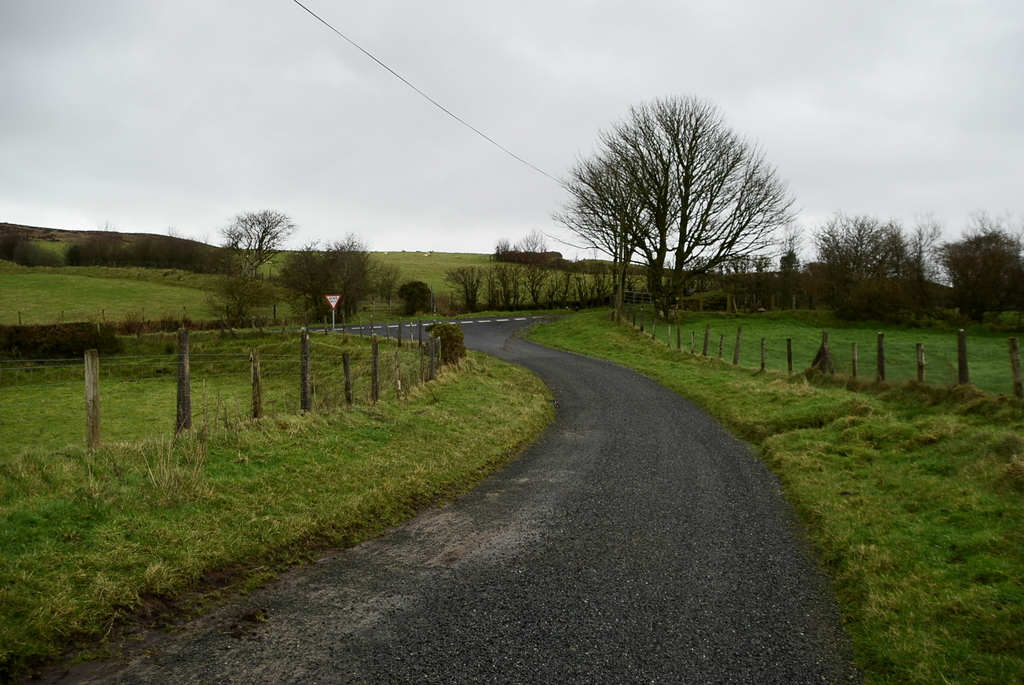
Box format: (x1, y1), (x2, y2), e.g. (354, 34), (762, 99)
(290, 0), (560, 183)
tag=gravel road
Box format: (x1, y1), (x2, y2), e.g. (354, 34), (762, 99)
(54, 318), (861, 684)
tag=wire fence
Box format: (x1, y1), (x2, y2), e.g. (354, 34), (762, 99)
(624, 309), (1024, 397)
(0, 328), (441, 459)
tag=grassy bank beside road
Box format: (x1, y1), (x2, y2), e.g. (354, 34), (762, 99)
(530, 309), (1024, 685)
(0, 351), (553, 680)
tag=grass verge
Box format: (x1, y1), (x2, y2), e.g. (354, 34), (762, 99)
(530, 309), (1024, 685)
(0, 351), (553, 680)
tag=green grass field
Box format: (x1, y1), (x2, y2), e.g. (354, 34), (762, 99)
(0, 273), (215, 325)
(634, 308), (1022, 395)
(530, 310), (1024, 685)
(0, 253), (492, 326)
(373, 251), (491, 293)
(0, 330), (441, 458)
(0, 334), (553, 679)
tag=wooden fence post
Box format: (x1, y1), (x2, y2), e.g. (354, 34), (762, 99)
(876, 332), (886, 382)
(418, 319), (424, 347)
(676, 324), (681, 350)
(760, 338), (767, 371)
(733, 327), (743, 365)
(343, 352), (353, 404)
(916, 343), (926, 383)
(786, 338), (793, 374)
(958, 329), (970, 385)
(395, 351), (402, 400)
(691, 331), (696, 354)
(176, 328), (191, 433)
(851, 342), (858, 378)
(718, 334), (724, 359)
(250, 348), (263, 419)
(371, 336), (380, 404)
(812, 330), (834, 374)
(300, 327), (312, 412)
(429, 337), (437, 381)
(702, 323), (711, 356)
(85, 348), (101, 449)
(1010, 337), (1023, 399)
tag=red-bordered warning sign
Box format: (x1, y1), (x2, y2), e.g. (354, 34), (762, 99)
(325, 294), (341, 309)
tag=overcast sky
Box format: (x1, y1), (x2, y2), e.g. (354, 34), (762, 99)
(1, 0), (1021, 258)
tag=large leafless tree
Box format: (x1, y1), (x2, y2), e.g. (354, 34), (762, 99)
(221, 209), (297, 278)
(211, 209), (297, 325)
(556, 96), (795, 316)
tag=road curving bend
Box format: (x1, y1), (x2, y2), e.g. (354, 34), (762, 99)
(79, 317), (862, 684)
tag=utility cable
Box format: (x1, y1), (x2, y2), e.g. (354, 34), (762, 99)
(290, 0), (560, 183)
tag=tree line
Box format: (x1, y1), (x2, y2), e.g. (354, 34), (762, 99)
(802, 211), (1023, 324)
(208, 212), (626, 326)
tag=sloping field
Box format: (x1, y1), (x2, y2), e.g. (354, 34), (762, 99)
(373, 251), (491, 292)
(0, 273), (213, 325)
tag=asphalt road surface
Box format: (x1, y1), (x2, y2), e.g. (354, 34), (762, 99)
(57, 317), (861, 684)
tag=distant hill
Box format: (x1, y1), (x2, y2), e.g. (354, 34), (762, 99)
(0, 222), (218, 270)
(0, 222), (210, 249)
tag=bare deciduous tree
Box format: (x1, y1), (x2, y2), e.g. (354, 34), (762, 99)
(444, 266), (484, 312)
(557, 96), (795, 316)
(493, 238), (512, 262)
(279, 235), (372, 319)
(486, 263), (525, 310)
(522, 263), (550, 308)
(212, 210), (296, 325)
(516, 229), (548, 255)
(811, 213), (944, 321)
(939, 213), (1024, 322)
(221, 210), (297, 277)
(555, 153), (645, 317)
(372, 261), (403, 301)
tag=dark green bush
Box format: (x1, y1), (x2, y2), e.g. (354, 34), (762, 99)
(427, 322), (466, 366)
(398, 280), (432, 315)
(0, 323), (124, 358)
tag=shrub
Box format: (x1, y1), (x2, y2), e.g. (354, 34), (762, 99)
(0, 323), (124, 358)
(427, 322), (466, 366)
(398, 280), (432, 315)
